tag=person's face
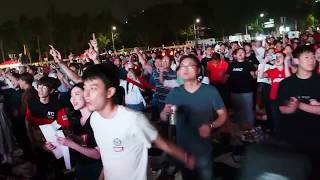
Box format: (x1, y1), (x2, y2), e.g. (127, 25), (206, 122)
(84, 78), (115, 112)
(315, 48), (320, 62)
(275, 53), (284, 66)
(37, 85), (51, 99)
(114, 58), (120, 67)
(297, 52), (316, 72)
(267, 49), (275, 55)
(276, 43), (282, 49)
(154, 58), (162, 69)
(244, 45), (251, 53)
(285, 46), (293, 55)
(11, 78), (19, 89)
(236, 49), (245, 60)
(127, 70), (136, 79)
(161, 56), (171, 69)
(70, 87), (86, 110)
(177, 58), (199, 81)
(151, 53), (156, 59)
(256, 41), (262, 47)
(206, 48), (212, 56)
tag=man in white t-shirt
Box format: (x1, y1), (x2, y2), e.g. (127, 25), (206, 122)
(82, 64), (195, 180)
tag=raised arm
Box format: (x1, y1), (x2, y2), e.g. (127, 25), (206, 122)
(49, 45), (83, 84)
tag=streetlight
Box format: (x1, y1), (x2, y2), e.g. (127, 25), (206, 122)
(194, 18), (200, 40)
(260, 13), (265, 18)
(111, 26), (116, 51)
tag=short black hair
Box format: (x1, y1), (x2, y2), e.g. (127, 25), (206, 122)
(19, 73), (33, 85)
(212, 52), (220, 60)
(293, 45), (315, 59)
(11, 72), (20, 80)
(82, 63), (120, 89)
(38, 76), (60, 91)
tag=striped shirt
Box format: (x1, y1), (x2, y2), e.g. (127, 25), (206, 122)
(151, 69), (177, 104)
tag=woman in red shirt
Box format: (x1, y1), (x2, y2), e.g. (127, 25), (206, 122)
(258, 52), (291, 136)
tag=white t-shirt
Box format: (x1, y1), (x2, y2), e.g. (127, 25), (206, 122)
(90, 106), (158, 180)
(255, 47), (266, 63)
(120, 80), (146, 106)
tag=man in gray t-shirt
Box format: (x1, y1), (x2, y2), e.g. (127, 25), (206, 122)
(161, 54), (227, 180)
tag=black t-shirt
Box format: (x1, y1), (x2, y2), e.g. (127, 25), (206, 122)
(3, 88), (22, 118)
(276, 74), (320, 150)
(70, 115), (102, 166)
(227, 61), (256, 93)
(247, 52), (259, 65)
(201, 57), (212, 75)
(26, 97), (69, 128)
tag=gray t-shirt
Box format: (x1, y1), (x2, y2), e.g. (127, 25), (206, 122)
(165, 84), (224, 155)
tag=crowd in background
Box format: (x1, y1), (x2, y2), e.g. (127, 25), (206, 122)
(0, 28), (319, 180)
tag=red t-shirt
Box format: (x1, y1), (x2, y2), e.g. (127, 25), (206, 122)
(266, 68), (286, 100)
(207, 60), (229, 84)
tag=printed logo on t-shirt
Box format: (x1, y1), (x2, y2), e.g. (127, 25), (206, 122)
(62, 115), (68, 121)
(232, 68), (243, 72)
(47, 111), (55, 119)
(113, 138), (124, 152)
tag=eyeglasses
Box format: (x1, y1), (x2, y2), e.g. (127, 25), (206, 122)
(37, 85), (49, 90)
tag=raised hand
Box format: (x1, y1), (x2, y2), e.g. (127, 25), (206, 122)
(49, 45), (62, 64)
(89, 33), (99, 52)
(87, 43), (98, 61)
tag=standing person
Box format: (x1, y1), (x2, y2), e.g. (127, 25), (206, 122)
(161, 55), (227, 180)
(120, 68), (146, 111)
(253, 41), (265, 63)
(277, 45), (320, 180)
(82, 63), (195, 180)
(226, 48), (256, 130)
(258, 52), (291, 135)
(207, 52), (230, 108)
(0, 88), (15, 164)
(201, 46), (213, 74)
(44, 83), (102, 180)
(25, 76), (69, 179)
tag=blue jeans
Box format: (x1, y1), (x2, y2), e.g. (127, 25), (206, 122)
(181, 153), (214, 180)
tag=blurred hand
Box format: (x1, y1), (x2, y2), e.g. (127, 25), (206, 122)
(310, 99), (320, 106)
(57, 136), (75, 148)
(161, 104), (173, 121)
(286, 97), (299, 113)
(199, 124), (211, 138)
(87, 43), (98, 61)
(43, 142), (56, 152)
(185, 153), (196, 170)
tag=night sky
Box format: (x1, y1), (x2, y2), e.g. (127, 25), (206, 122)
(0, 0), (181, 22)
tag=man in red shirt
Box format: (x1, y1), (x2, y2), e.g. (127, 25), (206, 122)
(207, 52), (229, 107)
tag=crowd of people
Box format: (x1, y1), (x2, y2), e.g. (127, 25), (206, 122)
(0, 29), (319, 180)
